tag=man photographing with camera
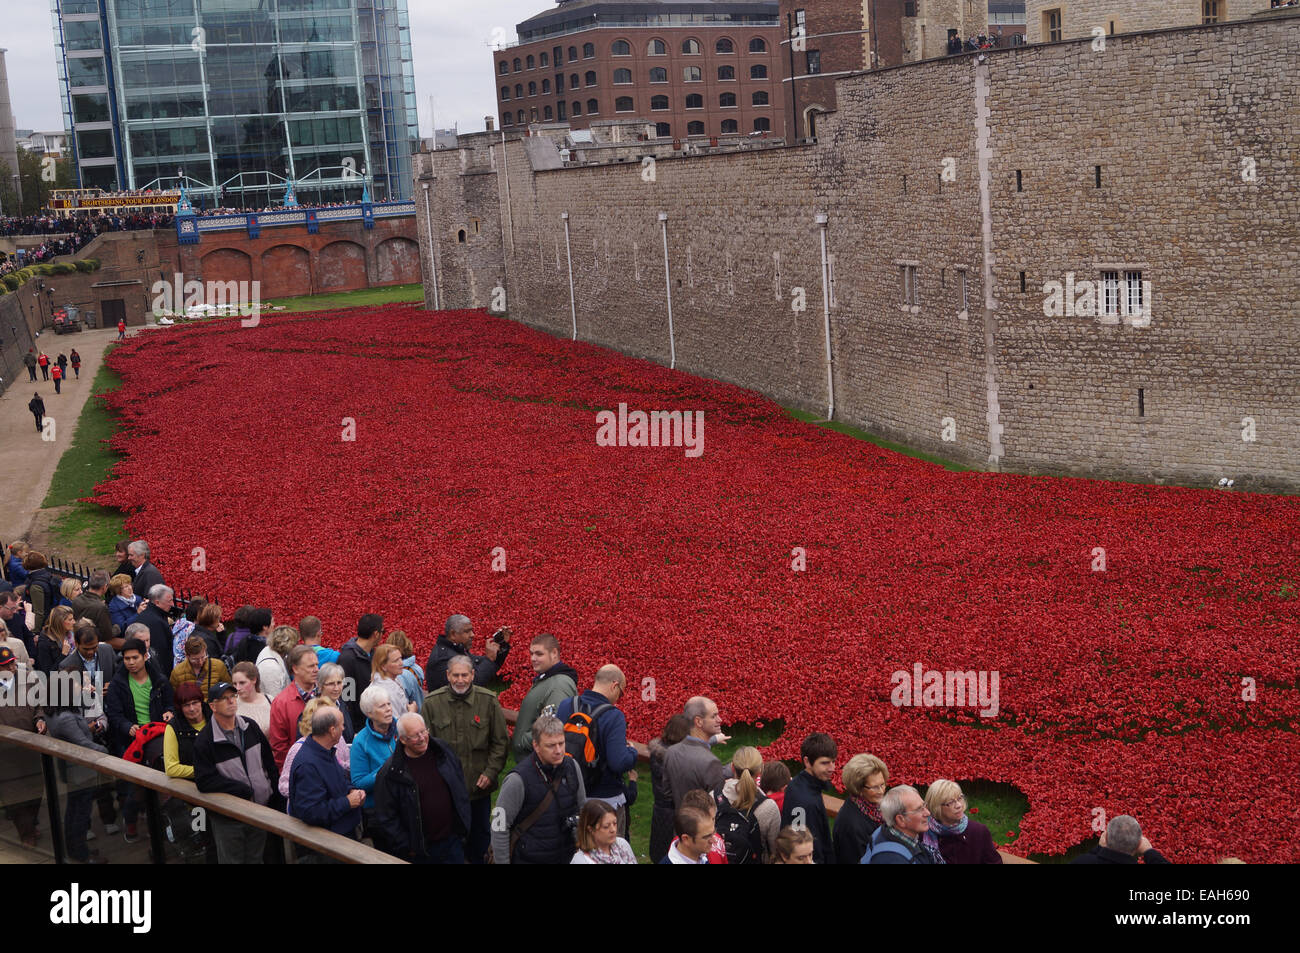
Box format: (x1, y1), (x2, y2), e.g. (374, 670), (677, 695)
(424, 613), (511, 691)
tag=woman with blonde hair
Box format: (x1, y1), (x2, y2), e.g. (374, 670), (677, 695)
(256, 624), (298, 701)
(278, 696), (350, 810)
(385, 630), (424, 709)
(923, 779), (1001, 864)
(370, 644), (416, 714)
(833, 753), (890, 864)
(59, 577), (83, 607)
(36, 606), (75, 674)
(107, 573), (142, 635)
(715, 745), (780, 863)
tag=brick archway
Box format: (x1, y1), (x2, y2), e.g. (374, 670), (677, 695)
(261, 244), (312, 298)
(317, 240), (367, 291)
(375, 236), (420, 285)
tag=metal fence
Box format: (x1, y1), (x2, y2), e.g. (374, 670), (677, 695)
(43, 555), (203, 612)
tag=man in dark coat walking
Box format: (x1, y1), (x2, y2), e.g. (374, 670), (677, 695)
(28, 393), (45, 433)
(23, 349), (37, 381)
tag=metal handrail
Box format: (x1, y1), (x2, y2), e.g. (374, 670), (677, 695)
(0, 724), (403, 864)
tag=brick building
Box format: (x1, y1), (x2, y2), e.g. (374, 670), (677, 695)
(1025, 0), (1288, 43)
(425, 11), (1300, 490)
(494, 1), (787, 140)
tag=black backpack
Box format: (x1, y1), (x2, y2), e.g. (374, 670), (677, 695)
(713, 784), (767, 865)
(562, 698), (613, 790)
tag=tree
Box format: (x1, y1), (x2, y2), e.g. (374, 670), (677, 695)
(0, 150), (76, 216)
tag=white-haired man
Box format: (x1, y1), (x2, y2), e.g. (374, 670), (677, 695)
(127, 540), (165, 595)
(863, 785), (944, 864)
(1071, 815), (1169, 864)
(373, 713), (471, 863)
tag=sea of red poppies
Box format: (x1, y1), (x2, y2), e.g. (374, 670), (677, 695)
(91, 305), (1300, 862)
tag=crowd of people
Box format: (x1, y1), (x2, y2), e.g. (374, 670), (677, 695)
(196, 199), (371, 217)
(2, 209), (173, 275)
(948, 33), (1002, 54)
(0, 537), (1174, 865)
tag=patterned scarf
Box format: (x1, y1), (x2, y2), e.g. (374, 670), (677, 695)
(852, 795), (884, 827)
(583, 839), (636, 864)
(929, 815), (969, 837)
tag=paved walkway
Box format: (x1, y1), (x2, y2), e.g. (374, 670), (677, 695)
(0, 327), (129, 542)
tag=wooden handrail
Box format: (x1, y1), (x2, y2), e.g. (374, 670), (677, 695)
(0, 724), (404, 864)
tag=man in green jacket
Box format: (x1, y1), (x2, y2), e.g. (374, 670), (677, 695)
(421, 655), (507, 864)
(511, 633), (578, 761)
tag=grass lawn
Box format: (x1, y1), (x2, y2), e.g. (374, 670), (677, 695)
(261, 283), (424, 314)
(40, 355), (126, 557)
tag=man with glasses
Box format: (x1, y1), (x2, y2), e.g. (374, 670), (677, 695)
(864, 784), (945, 864)
(373, 713), (470, 863)
(663, 806), (714, 864)
(194, 682), (280, 863)
(556, 664), (643, 839)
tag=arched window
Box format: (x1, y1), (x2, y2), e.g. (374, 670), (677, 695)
(570, 73), (579, 89)
(682, 38), (701, 54)
(720, 92), (736, 108)
(544, 105), (553, 120)
(568, 46), (578, 62)
(655, 122), (671, 137)
(584, 71), (597, 86)
(457, 229), (466, 244)
(615, 96), (633, 112)
(528, 81), (537, 96)
(718, 65), (735, 80)
(614, 68), (632, 84)
(649, 67), (667, 83)
(540, 52), (549, 67)
(753, 117), (771, 132)
(501, 86), (510, 101)
(502, 113), (513, 126)
(582, 42), (594, 58)
(651, 95), (669, 110)
(748, 38), (767, 53)
(586, 98), (599, 114)
(572, 100), (581, 115)
(685, 93), (703, 109)
(515, 84), (523, 98)
(542, 79), (551, 93)
(715, 38), (734, 53)
(687, 120), (705, 135)
(513, 58), (521, 71)
(647, 38), (667, 55)
(752, 91), (769, 106)
(750, 64), (767, 79)
(683, 66), (702, 82)
(553, 46), (562, 64)
(611, 39), (631, 55)
(720, 118), (738, 134)
(526, 55), (535, 69)
(557, 101), (567, 120)
(499, 61), (508, 75)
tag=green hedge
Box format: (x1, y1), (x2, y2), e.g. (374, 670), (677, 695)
(51, 262), (76, 275)
(1, 275), (18, 292)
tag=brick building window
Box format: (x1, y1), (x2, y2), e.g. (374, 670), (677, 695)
(750, 64), (767, 79)
(526, 55), (535, 69)
(513, 58), (521, 71)
(553, 46), (563, 64)
(568, 46), (578, 61)
(544, 105), (553, 120)
(614, 68), (632, 84)
(586, 98), (599, 114)
(501, 86), (510, 101)
(558, 101), (566, 120)
(956, 268), (968, 314)
(748, 38), (767, 53)
(503, 113), (513, 126)
(541, 52), (549, 67)
(688, 121), (705, 135)
(656, 122), (671, 137)
(557, 74), (565, 91)
(718, 65), (735, 80)
(499, 61), (508, 75)
(753, 117), (771, 132)
(1202, 0), (1222, 22)
(528, 81), (537, 96)
(721, 118), (738, 134)
(648, 38), (667, 55)
(615, 96), (634, 112)
(900, 265), (920, 306)
(683, 38), (702, 54)
(684, 66), (702, 82)
(571, 73), (579, 88)
(650, 67), (668, 82)
(651, 95), (669, 110)
(516, 109), (525, 124)
(515, 84), (523, 98)
(572, 101), (581, 115)
(904, 1), (917, 16)
(542, 79), (551, 93)
(720, 92), (736, 108)
(585, 71), (597, 86)
(612, 39), (631, 55)
(806, 50), (821, 74)
(1043, 9), (1062, 41)
(716, 38), (735, 53)
(685, 93), (703, 109)
(583, 43), (595, 58)
(752, 91), (769, 106)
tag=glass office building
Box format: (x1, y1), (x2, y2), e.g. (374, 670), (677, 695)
(52, 0), (418, 206)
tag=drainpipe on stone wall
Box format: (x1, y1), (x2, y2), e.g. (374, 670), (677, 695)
(659, 211), (676, 369)
(422, 181), (441, 311)
(501, 131), (514, 256)
(816, 212), (834, 420)
(562, 212), (576, 340)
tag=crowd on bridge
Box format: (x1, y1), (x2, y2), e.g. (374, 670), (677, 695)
(0, 538), (1176, 866)
(948, 33), (1003, 54)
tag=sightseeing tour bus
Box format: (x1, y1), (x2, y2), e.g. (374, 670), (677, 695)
(47, 187), (181, 219)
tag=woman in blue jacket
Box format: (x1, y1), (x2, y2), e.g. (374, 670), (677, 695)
(350, 685), (398, 840)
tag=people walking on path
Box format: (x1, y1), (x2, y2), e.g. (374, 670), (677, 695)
(51, 364), (62, 394)
(23, 349), (36, 381)
(28, 394), (45, 433)
(70, 349), (81, 379)
(37, 352), (49, 380)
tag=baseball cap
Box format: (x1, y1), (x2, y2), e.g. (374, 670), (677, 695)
(0, 647), (17, 666)
(210, 681), (237, 700)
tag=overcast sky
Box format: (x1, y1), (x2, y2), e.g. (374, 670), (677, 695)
(4, 0), (547, 136)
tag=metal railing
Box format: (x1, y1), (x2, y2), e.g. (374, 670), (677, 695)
(0, 724), (403, 864)
(42, 556), (202, 609)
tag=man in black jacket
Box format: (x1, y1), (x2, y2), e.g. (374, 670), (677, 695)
(374, 712), (470, 863)
(1071, 815), (1170, 864)
(781, 732), (837, 864)
(194, 682), (281, 864)
(424, 614), (510, 692)
(28, 392), (44, 432)
(338, 613), (384, 730)
(127, 540), (165, 596)
(136, 586), (175, 657)
(104, 637), (173, 755)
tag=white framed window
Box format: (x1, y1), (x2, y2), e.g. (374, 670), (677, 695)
(900, 265), (920, 306)
(1123, 270), (1144, 321)
(1100, 270), (1120, 319)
